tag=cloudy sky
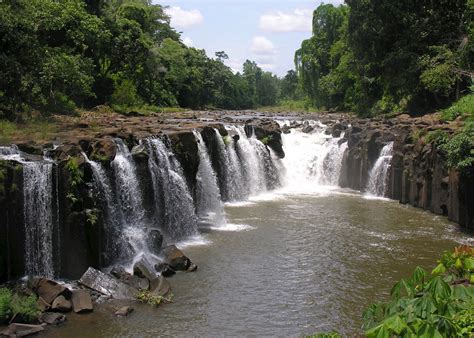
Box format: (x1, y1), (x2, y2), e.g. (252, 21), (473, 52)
(155, 0), (344, 76)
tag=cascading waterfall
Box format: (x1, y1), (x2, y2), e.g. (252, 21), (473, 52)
(147, 138), (198, 241)
(112, 139), (146, 257)
(0, 145), (55, 277)
(212, 128), (245, 201)
(232, 126), (267, 196)
(279, 121), (348, 191)
(83, 153), (127, 261)
(23, 161), (55, 278)
(193, 130), (226, 227)
(366, 142), (394, 197)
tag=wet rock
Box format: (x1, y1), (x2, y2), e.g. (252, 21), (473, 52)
(161, 245), (193, 271)
(51, 295), (72, 312)
(133, 259), (157, 281)
(71, 290), (93, 313)
(115, 306), (134, 317)
(0, 323), (45, 337)
(39, 312), (66, 325)
(32, 278), (71, 305)
(302, 125), (314, 133)
(37, 297), (50, 312)
(187, 263), (198, 272)
(154, 262), (176, 277)
(121, 275), (149, 290)
(79, 267), (138, 300)
(146, 229), (163, 255)
(149, 276), (171, 297)
(131, 144), (149, 160)
(110, 266), (129, 280)
(282, 124), (291, 134)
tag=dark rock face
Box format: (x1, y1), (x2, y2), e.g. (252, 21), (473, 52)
(32, 278), (71, 305)
(244, 120), (285, 158)
(339, 116), (473, 228)
(160, 245), (195, 271)
(71, 290), (93, 313)
(78, 267), (138, 300)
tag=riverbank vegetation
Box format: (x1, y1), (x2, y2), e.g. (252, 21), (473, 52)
(295, 1), (473, 117)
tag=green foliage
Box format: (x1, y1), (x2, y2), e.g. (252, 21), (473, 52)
(440, 124), (474, 170)
(86, 209), (98, 226)
(66, 157), (84, 187)
(296, 1), (473, 116)
(0, 288), (12, 323)
(442, 93), (474, 122)
(363, 246), (474, 337)
(425, 130), (449, 146)
(260, 135), (273, 145)
(136, 290), (172, 307)
(0, 288), (40, 324)
(0, 120), (15, 145)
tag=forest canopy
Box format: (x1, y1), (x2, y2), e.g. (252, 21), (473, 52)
(0, 0), (293, 119)
(295, 1), (474, 116)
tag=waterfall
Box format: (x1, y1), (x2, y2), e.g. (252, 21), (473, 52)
(193, 130), (226, 227)
(112, 139), (146, 257)
(366, 142), (394, 197)
(146, 138), (198, 241)
(83, 153), (128, 261)
(23, 161), (54, 278)
(279, 122), (347, 191)
(233, 126), (267, 196)
(212, 129), (245, 201)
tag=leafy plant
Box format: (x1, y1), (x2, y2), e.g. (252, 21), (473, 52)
(85, 209), (98, 226)
(307, 332), (342, 338)
(136, 290), (172, 307)
(0, 288), (40, 324)
(440, 125), (474, 171)
(66, 157), (84, 187)
(363, 246), (474, 337)
(260, 135), (273, 145)
(0, 288), (13, 323)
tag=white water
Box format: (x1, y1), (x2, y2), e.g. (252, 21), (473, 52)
(23, 162), (55, 278)
(0, 146), (55, 278)
(147, 138), (198, 241)
(193, 130), (227, 228)
(278, 121), (348, 194)
(366, 142), (394, 197)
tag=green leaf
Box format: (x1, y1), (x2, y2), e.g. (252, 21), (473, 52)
(366, 324), (390, 338)
(463, 257), (474, 270)
(384, 315), (408, 334)
(425, 276), (452, 302)
(413, 266), (427, 284)
(431, 263), (446, 276)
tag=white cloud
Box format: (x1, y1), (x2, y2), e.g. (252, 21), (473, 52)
(165, 6), (203, 28)
(259, 8), (312, 33)
(182, 37), (194, 47)
(251, 36), (275, 55)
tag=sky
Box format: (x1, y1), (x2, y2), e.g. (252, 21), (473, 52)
(154, 0), (344, 77)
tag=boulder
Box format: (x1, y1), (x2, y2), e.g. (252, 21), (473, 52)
(39, 312), (66, 325)
(154, 262), (176, 277)
(37, 297), (50, 312)
(161, 245), (193, 271)
(32, 278), (71, 305)
(146, 229), (163, 255)
(51, 295), (72, 312)
(115, 306), (134, 317)
(187, 263), (198, 272)
(149, 276), (171, 297)
(79, 267), (138, 300)
(133, 259), (157, 281)
(302, 125), (314, 134)
(110, 266), (129, 280)
(71, 290), (93, 313)
(0, 323), (44, 337)
(121, 275), (149, 290)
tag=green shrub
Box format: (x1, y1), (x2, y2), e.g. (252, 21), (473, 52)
(0, 288), (13, 323)
(440, 125), (474, 171)
(0, 288), (40, 324)
(425, 129), (448, 145)
(363, 246), (474, 337)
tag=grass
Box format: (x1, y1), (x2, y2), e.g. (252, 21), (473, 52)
(112, 104), (186, 116)
(0, 118), (59, 145)
(441, 93), (474, 122)
(258, 99), (319, 113)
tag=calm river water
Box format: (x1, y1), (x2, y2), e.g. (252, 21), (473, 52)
(47, 188), (472, 337)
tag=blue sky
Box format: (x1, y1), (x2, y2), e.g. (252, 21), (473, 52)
(154, 0), (344, 77)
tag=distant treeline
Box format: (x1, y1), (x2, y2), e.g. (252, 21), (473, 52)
(296, 1), (474, 116)
(0, 0), (301, 119)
